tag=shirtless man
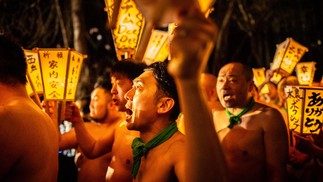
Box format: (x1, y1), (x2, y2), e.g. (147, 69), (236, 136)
(122, 7), (227, 182)
(0, 35), (58, 181)
(64, 60), (145, 182)
(214, 62), (288, 182)
(108, 60), (145, 181)
(59, 77), (123, 182)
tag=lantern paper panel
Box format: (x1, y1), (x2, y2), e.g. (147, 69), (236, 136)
(271, 72), (283, 85)
(260, 83), (270, 94)
(252, 67), (266, 87)
(105, 0), (145, 60)
(24, 49), (43, 94)
(143, 29), (169, 65)
(38, 48), (70, 100)
(296, 62), (316, 86)
(26, 76), (34, 96)
(65, 50), (86, 101)
(285, 86), (323, 134)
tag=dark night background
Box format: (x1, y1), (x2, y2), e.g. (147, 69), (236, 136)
(0, 0), (323, 98)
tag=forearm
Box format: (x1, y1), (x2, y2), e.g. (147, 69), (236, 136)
(72, 122), (98, 158)
(175, 78), (228, 182)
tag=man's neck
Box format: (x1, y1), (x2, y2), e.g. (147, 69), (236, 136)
(227, 97), (253, 115)
(0, 83), (28, 103)
(139, 118), (173, 143)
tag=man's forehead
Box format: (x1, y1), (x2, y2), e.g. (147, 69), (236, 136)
(219, 64), (243, 76)
(133, 70), (155, 84)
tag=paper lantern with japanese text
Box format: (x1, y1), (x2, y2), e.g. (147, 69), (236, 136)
(252, 67), (266, 87)
(105, 0), (145, 60)
(24, 49), (44, 95)
(284, 85), (323, 134)
(296, 62), (316, 86)
(38, 48), (86, 101)
(270, 38), (308, 84)
(65, 51), (86, 100)
(142, 29), (169, 65)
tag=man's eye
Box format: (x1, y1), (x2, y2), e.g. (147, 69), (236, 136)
(135, 85), (142, 90)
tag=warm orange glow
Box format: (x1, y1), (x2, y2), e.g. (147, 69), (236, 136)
(65, 50), (87, 100)
(24, 49), (43, 95)
(252, 67), (266, 87)
(271, 38), (308, 83)
(285, 85), (323, 134)
(38, 48), (70, 100)
(296, 62), (316, 86)
(26, 76), (34, 96)
(143, 30), (169, 65)
(133, 0), (215, 25)
(105, 0), (145, 60)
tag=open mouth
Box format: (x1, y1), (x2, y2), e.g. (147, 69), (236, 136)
(125, 104), (133, 121)
(223, 94), (233, 101)
(112, 98), (118, 105)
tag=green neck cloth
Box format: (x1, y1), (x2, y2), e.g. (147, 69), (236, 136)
(131, 122), (178, 179)
(225, 98), (255, 129)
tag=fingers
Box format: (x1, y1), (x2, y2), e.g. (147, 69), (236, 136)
(171, 8), (217, 54)
(175, 7), (217, 41)
(64, 102), (83, 123)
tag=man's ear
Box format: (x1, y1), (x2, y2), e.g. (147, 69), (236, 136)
(157, 97), (175, 114)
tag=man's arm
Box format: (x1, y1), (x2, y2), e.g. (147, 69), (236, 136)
(168, 6), (228, 182)
(64, 102), (114, 158)
(264, 108), (289, 181)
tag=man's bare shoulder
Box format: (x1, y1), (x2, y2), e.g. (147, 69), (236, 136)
(253, 102), (283, 118)
(159, 131), (185, 156)
(249, 102), (286, 132)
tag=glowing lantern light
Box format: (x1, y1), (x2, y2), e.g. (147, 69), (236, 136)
(104, 0), (145, 60)
(270, 38), (308, 84)
(24, 49), (44, 95)
(142, 29), (169, 65)
(284, 85), (323, 134)
(296, 62), (316, 86)
(133, 0), (215, 62)
(252, 67), (266, 88)
(38, 48), (70, 100)
(37, 48), (86, 101)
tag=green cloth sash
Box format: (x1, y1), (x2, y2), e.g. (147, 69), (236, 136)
(225, 98), (255, 129)
(131, 122), (178, 179)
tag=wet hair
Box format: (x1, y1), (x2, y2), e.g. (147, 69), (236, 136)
(0, 34), (27, 85)
(110, 58), (146, 80)
(146, 62), (180, 121)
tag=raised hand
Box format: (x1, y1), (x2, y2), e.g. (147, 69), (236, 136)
(64, 102), (83, 125)
(168, 7), (218, 80)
